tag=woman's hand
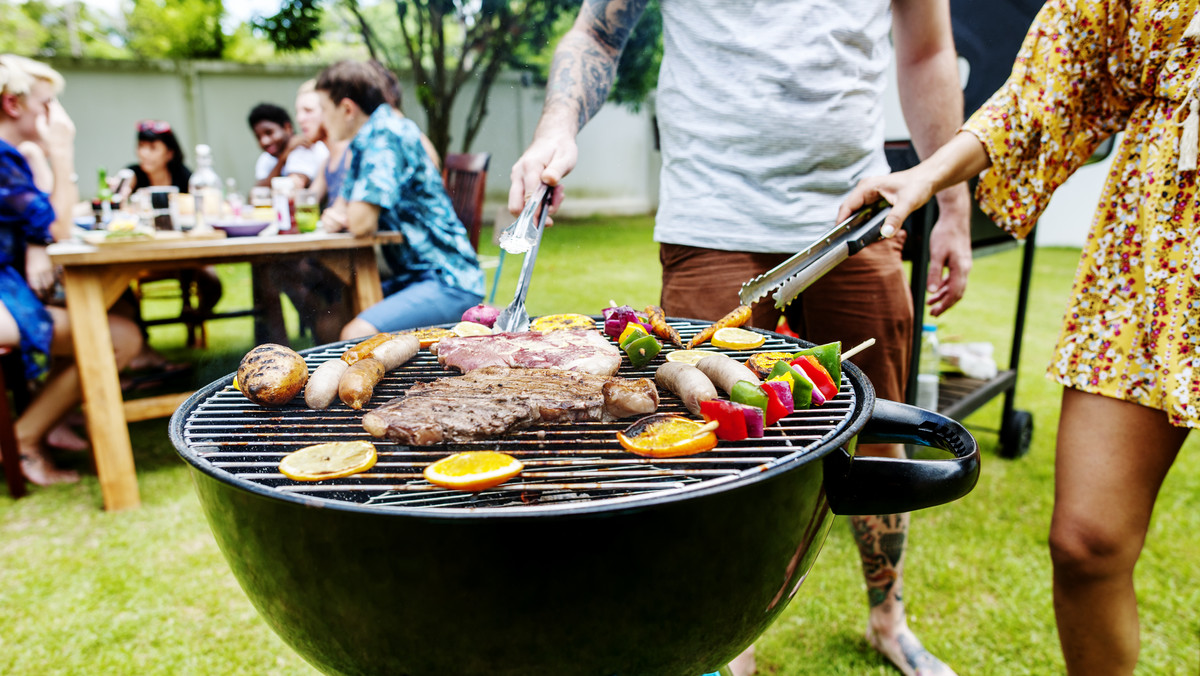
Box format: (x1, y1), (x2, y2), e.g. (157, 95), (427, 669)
(319, 198), (348, 232)
(838, 168), (937, 239)
(25, 245), (55, 298)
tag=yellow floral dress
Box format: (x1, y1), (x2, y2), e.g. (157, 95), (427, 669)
(964, 0), (1200, 428)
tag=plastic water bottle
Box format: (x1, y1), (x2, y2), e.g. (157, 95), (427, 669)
(189, 144), (223, 231)
(916, 323), (940, 411)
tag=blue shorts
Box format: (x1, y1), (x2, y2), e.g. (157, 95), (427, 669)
(357, 271), (483, 332)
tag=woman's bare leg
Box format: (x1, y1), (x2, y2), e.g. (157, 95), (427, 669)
(1050, 388), (1188, 674)
(13, 306), (142, 485)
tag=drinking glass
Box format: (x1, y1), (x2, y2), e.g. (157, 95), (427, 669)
(294, 190), (319, 233)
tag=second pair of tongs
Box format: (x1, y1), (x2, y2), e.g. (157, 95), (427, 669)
(494, 184), (554, 333)
(738, 200), (891, 309)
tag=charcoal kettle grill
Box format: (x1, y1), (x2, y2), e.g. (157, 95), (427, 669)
(171, 318), (979, 676)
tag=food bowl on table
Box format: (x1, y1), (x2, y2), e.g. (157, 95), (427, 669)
(211, 220), (271, 237)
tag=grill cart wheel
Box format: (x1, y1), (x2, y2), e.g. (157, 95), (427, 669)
(999, 409), (1033, 459)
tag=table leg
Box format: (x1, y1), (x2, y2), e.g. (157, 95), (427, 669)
(60, 267), (141, 511)
(251, 262), (289, 345)
(349, 247), (383, 313)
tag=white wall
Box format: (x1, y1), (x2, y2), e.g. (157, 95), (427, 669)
(48, 59), (662, 221)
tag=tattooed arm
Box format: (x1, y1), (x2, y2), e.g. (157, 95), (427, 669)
(508, 0), (650, 216)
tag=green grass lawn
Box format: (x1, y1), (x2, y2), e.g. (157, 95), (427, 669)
(2, 217), (1198, 675)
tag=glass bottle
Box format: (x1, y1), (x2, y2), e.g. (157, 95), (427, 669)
(96, 167), (113, 226)
(188, 144), (223, 232)
(916, 323), (940, 411)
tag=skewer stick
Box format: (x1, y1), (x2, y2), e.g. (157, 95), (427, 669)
(840, 338), (876, 362)
(692, 420), (720, 437)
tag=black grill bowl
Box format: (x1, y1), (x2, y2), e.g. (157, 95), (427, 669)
(172, 328), (978, 676)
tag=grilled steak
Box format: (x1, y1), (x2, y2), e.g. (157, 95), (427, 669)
(362, 366), (659, 445)
(432, 330), (622, 377)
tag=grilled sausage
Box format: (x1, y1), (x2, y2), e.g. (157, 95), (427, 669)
(341, 332), (395, 365)
(304, 358), (349, 409)
(371, 334), (420, 371)
(695, 353), (760, 396)
(655, 361), (718, 415)
(338, 357), (386, 410)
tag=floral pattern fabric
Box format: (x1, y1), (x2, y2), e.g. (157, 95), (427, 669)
(963, 0), (1200, 427)
(0, 138), (54, 379)
(343, 106), (484, 298)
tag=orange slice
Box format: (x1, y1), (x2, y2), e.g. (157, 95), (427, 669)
(424, 451), (524, 491)
(664, 349), (717, 365)
(531, 313), (597, 332)
(617, 414), (718, 458)
(452, 321), (493, 337)
(711, 327), (766, 350)
(279, 440), (377, 481)
(400, 327), (458, 348)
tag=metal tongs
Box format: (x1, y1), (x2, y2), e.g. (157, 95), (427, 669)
(738, 200), (891, 309)
(494, 184), (554, 332)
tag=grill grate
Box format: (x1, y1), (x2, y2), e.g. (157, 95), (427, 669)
(179, 319), (860, 512)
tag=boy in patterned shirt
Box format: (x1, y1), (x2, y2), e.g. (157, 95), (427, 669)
(314, 60), (484, 340)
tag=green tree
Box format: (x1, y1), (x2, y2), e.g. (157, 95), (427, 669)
(125, 0), (226, 60)
(0, 0), (128, 59)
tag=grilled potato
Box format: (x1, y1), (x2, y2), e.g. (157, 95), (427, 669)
(531, 313), (596, 332)
(238, 343), (309, 407)
(746, 352), (796, 379)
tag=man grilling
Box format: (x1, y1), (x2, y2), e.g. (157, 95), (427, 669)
(508, 1), (972, 675)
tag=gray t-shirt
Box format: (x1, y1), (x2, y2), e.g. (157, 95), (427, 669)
(654, 0), (893, 253)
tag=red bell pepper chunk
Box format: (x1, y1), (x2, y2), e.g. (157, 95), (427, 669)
(759, 380), (794, 425)
(791, 355), (839, 402)
(700, 399), (748, 441)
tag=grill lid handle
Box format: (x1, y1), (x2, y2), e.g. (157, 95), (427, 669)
(823, 399), (980, 516)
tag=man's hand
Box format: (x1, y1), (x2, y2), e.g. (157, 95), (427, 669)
(508, 134), (577, 218)
(925, 202), (972, 316)
(25, 245), (54, 298)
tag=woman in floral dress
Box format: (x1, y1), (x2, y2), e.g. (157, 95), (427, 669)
(839, 1), (1197, 672)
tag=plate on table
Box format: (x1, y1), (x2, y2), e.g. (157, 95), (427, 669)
(212, 220), (271, 237)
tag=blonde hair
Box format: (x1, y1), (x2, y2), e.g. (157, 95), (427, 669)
(297, 78), (317, 96)
(0, 55), (65, 98)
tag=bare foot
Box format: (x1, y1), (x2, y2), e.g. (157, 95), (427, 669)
(867, 623), (956, 676)
(46, 420), (90, 452)
(729, 645), (756, 676)
(20, 452), (80, 485)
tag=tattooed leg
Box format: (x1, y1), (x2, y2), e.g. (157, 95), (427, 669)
(851, 513), (955, 676)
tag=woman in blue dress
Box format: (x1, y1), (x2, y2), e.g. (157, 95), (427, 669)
(0, 55), (142, 485)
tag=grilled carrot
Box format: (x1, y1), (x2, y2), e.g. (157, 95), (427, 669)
(686, 305), (753, 349)
(342, 332), (395, 365)
(644, 305), (684, 347)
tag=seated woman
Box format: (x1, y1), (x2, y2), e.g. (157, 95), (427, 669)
(115, 120), (221, 368)
(0, 55), (143, 484)
(314, 60), (483, 339)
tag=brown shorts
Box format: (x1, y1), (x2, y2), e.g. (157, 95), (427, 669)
(659, 237), (913, 402)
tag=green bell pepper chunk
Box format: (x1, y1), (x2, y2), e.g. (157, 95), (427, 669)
(624, 334), (662, 368)
(730, 380), (769, 418)
(767, 360), (813, 409)
(793, 341), (841, 387)
(618, 324), (650, 349)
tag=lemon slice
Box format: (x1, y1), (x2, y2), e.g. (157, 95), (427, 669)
(452, 321), (493, 337)
(279, 440), (377, 481)
(399, 327), (458, 348)
(424, 451), (523, 492)
(711, 327), (766, 350)
(665, 349), (718, 365)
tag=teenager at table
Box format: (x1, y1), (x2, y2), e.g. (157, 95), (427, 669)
(313, 60), (483, 339)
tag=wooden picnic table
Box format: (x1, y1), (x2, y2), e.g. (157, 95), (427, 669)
(47, 230), (404, 511)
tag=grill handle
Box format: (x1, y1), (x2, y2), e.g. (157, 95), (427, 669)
(823, 399), (981, 516)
